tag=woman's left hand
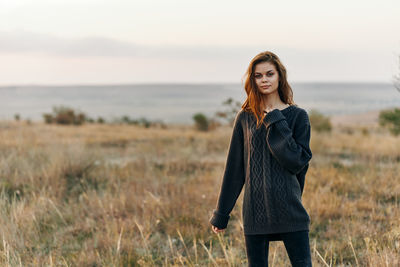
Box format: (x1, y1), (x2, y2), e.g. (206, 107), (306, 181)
(211, 225), (225, 234)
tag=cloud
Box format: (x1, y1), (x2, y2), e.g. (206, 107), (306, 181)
(0, 30), (260, 60)
(0, 30), (393, 83)
(2, 30), (380, 62)
(0, 30), (139, 57)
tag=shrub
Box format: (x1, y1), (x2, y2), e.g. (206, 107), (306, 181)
(119, 116), (148, 127)
(309, 109), (332, 132)
(214, 97), (242, 126)
(111, 115), (164, 128)
(138, 117), (151, 128)
(393, 54), (400, 92)
(43, 106), (86, 125)
(193, 113), (209, 131)
(378, 108), (400, 136)
(43, 113), (53, 124)
(121, 115), (135, 124)
(97, 117), (105, 124)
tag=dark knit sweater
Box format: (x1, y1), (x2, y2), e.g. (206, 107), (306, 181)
(209, 105), (312, 236)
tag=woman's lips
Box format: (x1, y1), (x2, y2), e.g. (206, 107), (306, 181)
(261, 85), (271, 89)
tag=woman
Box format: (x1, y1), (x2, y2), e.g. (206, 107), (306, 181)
(209, 51), (313, 266)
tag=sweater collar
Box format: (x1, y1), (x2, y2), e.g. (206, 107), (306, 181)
(280, 104), (296, 113)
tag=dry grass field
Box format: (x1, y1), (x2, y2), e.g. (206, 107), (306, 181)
(0, 113), (399, 266)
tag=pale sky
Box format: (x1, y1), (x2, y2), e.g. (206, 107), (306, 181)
(1, 0), (399, 85)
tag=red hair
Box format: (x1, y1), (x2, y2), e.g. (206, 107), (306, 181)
(241, 51), (296, 128)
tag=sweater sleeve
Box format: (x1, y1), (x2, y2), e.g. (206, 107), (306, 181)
(296, 162), (309, 196)
(264, 108), (312, 175)
(209, 111), (245, 229)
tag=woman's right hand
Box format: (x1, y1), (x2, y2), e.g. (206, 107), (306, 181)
(211, 225), (225, 234)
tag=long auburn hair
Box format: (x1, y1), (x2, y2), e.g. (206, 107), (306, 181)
(241, 51), (296, 129)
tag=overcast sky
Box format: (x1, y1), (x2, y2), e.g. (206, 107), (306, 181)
(1, 0), (399, 85)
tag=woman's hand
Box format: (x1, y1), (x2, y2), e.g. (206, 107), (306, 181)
(211, 225), (225, 234)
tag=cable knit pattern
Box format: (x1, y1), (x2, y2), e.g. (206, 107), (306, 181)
(209, 105), (312, 236)
(249, 121), (267, 225)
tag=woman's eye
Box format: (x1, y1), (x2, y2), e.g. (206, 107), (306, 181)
(267, 72), (273, 76)
(254, 74), (262, 78)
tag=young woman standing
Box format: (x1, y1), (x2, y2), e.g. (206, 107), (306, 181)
(209, 51), (313, 266)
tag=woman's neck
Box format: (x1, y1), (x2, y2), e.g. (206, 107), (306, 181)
(260, 93), (286, 110)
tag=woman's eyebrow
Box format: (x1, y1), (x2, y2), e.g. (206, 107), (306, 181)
(254, 70), (274, 73)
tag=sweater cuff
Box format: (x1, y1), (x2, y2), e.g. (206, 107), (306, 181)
(209, 209), (230, 229)
(263, 109), (286, 128)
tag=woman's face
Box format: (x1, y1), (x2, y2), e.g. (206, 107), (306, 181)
(253, 61), (279, 95)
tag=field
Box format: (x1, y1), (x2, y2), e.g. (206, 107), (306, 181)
(0, 115), (399, 266)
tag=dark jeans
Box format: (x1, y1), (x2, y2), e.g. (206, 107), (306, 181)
(244, 230), (312, 267)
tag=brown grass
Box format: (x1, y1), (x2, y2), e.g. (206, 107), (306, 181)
(0, 120), (399, 266)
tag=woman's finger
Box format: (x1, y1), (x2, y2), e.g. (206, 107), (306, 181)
(211, 225), (225, 233)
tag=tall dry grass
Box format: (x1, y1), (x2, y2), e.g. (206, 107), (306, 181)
(0, 120), (399, 266)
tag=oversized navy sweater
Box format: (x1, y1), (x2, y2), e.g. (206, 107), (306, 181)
(209, 105), (312, 236)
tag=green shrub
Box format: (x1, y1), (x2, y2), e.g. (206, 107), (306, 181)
(309, 109), (332, 132)
(43, 113), (53, 124)
(121, 115), (134, 124)
(138, 117), (151, 128)
(112, 115), (164, 128)
(97, 117), (105, 124)
(193, 113), (209, 131)
(379, 108), (400, 136)
(14, 113), (20, 121)
(120, 116), (150, 127)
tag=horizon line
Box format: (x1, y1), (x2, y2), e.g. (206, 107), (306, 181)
(0, 80), (394, 87)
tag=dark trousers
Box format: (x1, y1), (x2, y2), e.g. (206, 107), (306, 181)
(244, 230), (312, 267)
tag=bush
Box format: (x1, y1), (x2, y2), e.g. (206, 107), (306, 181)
(379, 108), (400, 136)
(97, 117), (105, 124)
(309, 109), (332, 132)
(214, 97), (242, 126)
(121, 115), (135, 124)
(43, 113), (53, 124)
(193, 113), (209, 131)
(118, 115), (147, 127)
(43, 106), (86, 125)
(111, 115), (166, 128)
(393, 54), (400, 92)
